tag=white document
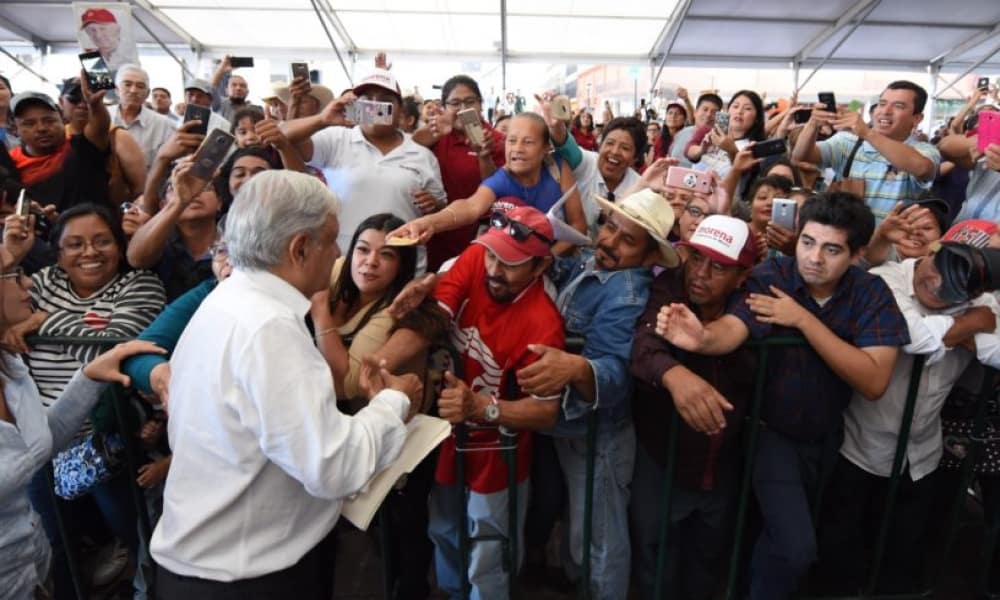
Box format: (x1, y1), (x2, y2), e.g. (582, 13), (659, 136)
(341, 414), (451, 530)
(546, 184), (593, 246)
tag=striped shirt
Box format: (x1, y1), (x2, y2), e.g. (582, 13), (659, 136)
(26, 267), (166, 413)
(818, 131), (940, 221)
(954, 160), (1000, 223)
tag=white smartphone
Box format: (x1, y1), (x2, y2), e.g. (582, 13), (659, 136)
(771, 198), (798, 230)
(457, 108), (485, 146)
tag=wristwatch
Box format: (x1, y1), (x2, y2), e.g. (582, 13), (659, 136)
(484, 395), (501, 423)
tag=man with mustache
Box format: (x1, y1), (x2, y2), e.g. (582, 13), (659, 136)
(629, 215), (758, 600)
(110, 64), (177, 170)
(413, 205), (565, 600)
(516, 188), (679, 599)
(656, 191), (910, 599)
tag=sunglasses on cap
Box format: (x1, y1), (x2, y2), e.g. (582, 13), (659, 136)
(489, 211), (553, 246)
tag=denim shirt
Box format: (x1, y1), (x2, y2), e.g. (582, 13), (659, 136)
(548, 249), (652, 437)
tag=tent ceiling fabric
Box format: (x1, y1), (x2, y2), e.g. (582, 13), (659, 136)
(0, 0), (999, 70)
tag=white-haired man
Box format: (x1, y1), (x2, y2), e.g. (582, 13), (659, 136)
(150, 170), (421, 599)
(110, 64), (176, 169)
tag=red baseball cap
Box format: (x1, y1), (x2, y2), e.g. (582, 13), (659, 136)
(473, 206), (554, 266)
(941, 219), (1000, 249)
(81, 8), (116, 28)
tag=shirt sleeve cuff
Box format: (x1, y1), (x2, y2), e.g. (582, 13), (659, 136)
(370, 388), (410, 423)
(560, 357), (599, 420)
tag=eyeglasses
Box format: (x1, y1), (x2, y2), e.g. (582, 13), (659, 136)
(684, 204), (708, 220)
(0, 267), (25, 282)
(60, 237), (117, 254)
(445, 97), (480, 109)
(688, 250), (741, 277)
(489, 211), (553, 246)
(210, 241), (229, 259)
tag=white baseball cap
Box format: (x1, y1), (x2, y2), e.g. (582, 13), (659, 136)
(679, 215), (757, 268)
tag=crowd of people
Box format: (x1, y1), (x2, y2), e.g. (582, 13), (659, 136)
(1, 48), (1000, 600)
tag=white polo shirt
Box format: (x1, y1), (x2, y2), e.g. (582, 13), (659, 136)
(110, 105), (177, 170)
(308, 126), (446, 271)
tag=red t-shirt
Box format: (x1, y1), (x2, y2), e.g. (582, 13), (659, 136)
(427, 125), (507, 271)
(433, 244), (564, 493)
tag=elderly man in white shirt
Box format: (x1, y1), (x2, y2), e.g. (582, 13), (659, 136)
(817, 240), (1000, 595)
(150, 170), (421, 599)
(110, 64), (176, 170)
(282, 69), (446, 271)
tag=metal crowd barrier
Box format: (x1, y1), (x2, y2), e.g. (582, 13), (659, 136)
(25, 334), (152, 600)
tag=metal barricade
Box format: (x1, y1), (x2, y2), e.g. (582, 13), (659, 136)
(24, 334), (153, 600)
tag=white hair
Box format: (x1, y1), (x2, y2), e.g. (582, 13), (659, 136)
(225, 170), (340, 271)
(114, 63), (149, 89)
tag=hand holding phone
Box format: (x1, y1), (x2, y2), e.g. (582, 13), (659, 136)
(457, 108), (485, 147)
(750, 139), (787, 159)
(230, 56), (254, 69)
(290, 62), (309, 82)
(183, 104), (212, 137)
(979, 77), (991, 93)
(977, 110), (1000, 154)
(347, 99), (394, 126)
(793, 108), (812, 124)
(770, 198), (798, 230)
(78, 51), (115, 91)
(188, 129), (235, 181)
(818, 92), (837, 114)
(665, 166), (713, 195)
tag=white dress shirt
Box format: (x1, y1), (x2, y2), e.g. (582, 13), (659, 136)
(308, 126), (446, 272)
(150, 269), (409, 581)
(841, 259), (1000, 481)
(111, 105), (177, 170)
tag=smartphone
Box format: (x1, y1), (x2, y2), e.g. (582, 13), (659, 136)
(751, 138), (787, 159)
(793, 108), (812, 124)
(665, 166), (712, 195)
(457, 108), (485, 147)
(771, 198), (798, 230)
(190, 129), (235, 180)
(290, 62), (309, 82)
(551, 96), (572, 121)
(714, 112), (729, 133)
(818, 92), (837, 113)
(979, 77), (991, 92)
(78, 51), (115, 91)
(977, 110), (1000, 153)
(347, 99), (394, 126)
(15, 189), (28, 218)
(229, 56), (254, 68)
(309, 69), (320, 84)
(183, 103), (212, 136)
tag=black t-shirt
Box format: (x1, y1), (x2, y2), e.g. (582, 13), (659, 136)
(12, 134), (110, 213)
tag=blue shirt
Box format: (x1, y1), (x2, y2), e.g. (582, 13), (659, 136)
(954, 160), (1000, 223)
(547, 249), (652, 437)
(818, 131), (940, 221)
(482, 158), (564, 214)
(726, 256), (909, 441)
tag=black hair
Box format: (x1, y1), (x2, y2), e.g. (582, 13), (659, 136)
(572, 111), (594, 134)
(727, 90), (766, 142)
(494, 113), (511, 128)
(401, 95), (421, 126)
(601, 116), (648, 162)
(151, 87), (171, 97)
(885, 80), (928, 114)
(696, 93), (724, 111)
(747, 175), (794, 206)
(657, 103), (689, 157)
(0, 74), (11, 124)
(52, 203), (129, 274)
(798, 191), (875, 254)
(441, 75), (482, 104)
(331, 213), (417, 338)
(216, 146), (281, 212)
(764, 157), (802, 187)
(230, 106), (265, 134)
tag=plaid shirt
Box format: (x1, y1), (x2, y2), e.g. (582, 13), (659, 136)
(818, 131), (940, 221)
(727, 257), (910, 441)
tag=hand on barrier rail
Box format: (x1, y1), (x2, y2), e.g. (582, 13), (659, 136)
(438, 371), (482, 425)
(82, 340), (167, 387)
(662, 365), (733, 435)
(359, 356), (423, 422)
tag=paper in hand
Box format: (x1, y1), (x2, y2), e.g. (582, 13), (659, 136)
(546, 184), (592, 246)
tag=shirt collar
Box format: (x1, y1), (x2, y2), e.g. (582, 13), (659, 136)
(230, 268), (311, 318)
(787, 257), (854, 304)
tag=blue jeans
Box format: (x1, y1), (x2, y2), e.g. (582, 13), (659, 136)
(551, 420), (635, 600)
(750, 428), (839, 600)
(428, 481), (528, 600)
